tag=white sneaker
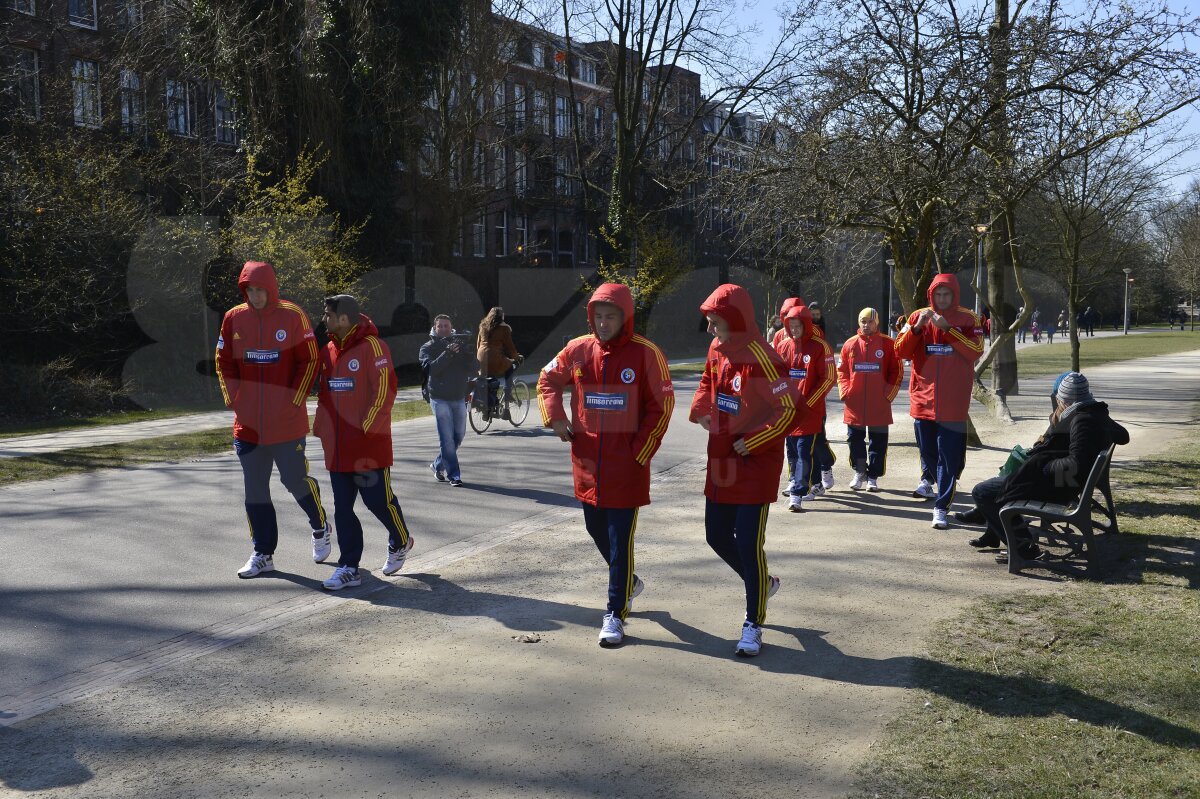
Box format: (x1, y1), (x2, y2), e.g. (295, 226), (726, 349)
(913, 479), (937, 499)
(323, 565), (361, 591)
(802, 484), (826, 501)
(382, 535), (415, 576)
(849, 472), (867, 490)
(629, 575), (645, 609)
(237, 552), (274, 579)
(735, 621), (763, 657)
(788, 495), (804, 513)
(821, 469), (835, 489)
(867, 477), (880, 492)
(598, 612), (624, 647)
(931, 508), (949, 529)
(312, 522), (332, 563)
(767, 575), (781, 604)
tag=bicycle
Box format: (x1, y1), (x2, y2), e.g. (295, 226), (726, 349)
(468, 375), (531, 433)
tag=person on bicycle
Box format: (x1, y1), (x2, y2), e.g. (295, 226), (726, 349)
(476, 307), (523, 420)
(420, 314), (477, 487)
(538, 283), (675, 648)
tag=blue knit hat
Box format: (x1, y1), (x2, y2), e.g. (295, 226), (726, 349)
(1056, 372), (1093, 406)
(1051, 371), (1072, 399)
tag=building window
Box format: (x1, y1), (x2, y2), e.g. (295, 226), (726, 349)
(418, 136), (435, 176)
(117, 1), (142, 27)
(472, 140), (486, 185)
(69, 0), (97, 28)
(555, 154), (570, 195)
(472, 216), (486, 257)
(533, 90), (548, 135)
(514, 149), (527, 197)
(514, 214), (528, 255)
(512, 84), (525, 131)
(452, 226), (463, 257)
(591, 106), (603, 140)
(578, 59), (596, 84)
(492, 144), (506, 189)
(2, 47), (40, 119)
(119, 69), (143, 134)
(554, 95), (568, 137)
(494, 211), (508, 257)
(166, 79), (196, 136)
(72, 58), (100, 127)
(492, 81), (504, 112)
(531, 42), (544, 69)
(3, 1), (35, 15)
(214, 85), (237, 144)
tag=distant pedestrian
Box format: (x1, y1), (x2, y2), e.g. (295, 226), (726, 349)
(476, 307), (523, 415)
(420, 314), (477, 487)
(808, 301), (827, 336)
(216, 261), (331, 579)
(690, 284), (794, 657)
(1016, 306), (1027, 343)
(314, 295), (414, 590)
(538, 283), (674, 648)
(770, 297), (802, 352)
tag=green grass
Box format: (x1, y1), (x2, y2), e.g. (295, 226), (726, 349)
(668, 360), (707, 377)
(0, 406), (223, 437)
(853, 431), (1200, 799)
(1013, 331), (1200, 378)
(0, 400), (431, 486)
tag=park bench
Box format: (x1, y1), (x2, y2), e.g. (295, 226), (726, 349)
(998, 443), (1119, 577)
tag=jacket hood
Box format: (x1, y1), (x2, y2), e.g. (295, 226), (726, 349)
(238, 261), (281, 307)
(701, 283), (758, 350)
(784, 303), (813, 342)
(332, 314), (380, 352)
(778, 297), (803, 326)
(587, 282), (635, 345)
(926, 273), (961, 312)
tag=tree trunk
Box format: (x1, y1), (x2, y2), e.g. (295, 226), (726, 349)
(986, 0), (1019, 395)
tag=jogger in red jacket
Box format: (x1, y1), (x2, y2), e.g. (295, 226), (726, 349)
(894, 274), (984, 528)
(776, 304), (836, 511)
(314, 295), (413, 590)
(216, 261), (330, 579)
(538, 283), (674, 647)
(837, 308), (902, 491)
(690, 284), (794, 657)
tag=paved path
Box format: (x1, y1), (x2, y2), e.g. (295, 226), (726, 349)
(0, 350), (1196, 798)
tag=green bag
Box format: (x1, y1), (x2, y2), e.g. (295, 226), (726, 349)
(998, 444), (1030, 477)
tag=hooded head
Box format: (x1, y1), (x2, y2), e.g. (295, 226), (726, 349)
(701, 284), (758, 349)
(784, 303), (813, 342)
(238, 261), (281, 309)
(778, 297), (803, 326)
(587, 282), (635, 346)
(926, 273), (961, 313)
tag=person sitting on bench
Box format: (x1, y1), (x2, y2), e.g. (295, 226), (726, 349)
(965, 371), (1129, 562)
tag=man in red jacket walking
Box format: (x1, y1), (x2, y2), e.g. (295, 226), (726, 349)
(894, 274), (984, 529)
(216, 261), (330, 579)
(314, 295), (414, 590)
(690, 284), (794, 657)
(538, 283), (674, 648)
(776, 304), (836, 512)
(838, 308), (902, 492)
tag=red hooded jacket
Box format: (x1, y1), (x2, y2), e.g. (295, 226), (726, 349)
(216, 261), (319, 444)
(838, 330), (902, 427)
(537, 283), (675, 508)
(769, 297), (801, 352)
(894, 274), (983, 423)
(775, 305), (835, 436)
(690, 284), (795, 505)
(313, 315), (397, 473)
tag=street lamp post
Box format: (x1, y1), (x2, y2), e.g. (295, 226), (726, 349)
(885, 258), (895, 322)
(973, 224), (989, 319)
(1122, 267), (1132, 334)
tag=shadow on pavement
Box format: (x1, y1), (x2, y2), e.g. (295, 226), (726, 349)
(0, 726), (92, 792)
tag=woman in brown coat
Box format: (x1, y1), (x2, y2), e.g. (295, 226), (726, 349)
(476, 307), (523, 409)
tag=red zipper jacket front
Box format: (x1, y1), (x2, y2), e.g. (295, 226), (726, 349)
(775, 305), (834, 436)
(838, 331), (902, 427)
(215, 261), (319, 444)
(313, 315), (397, 473)
(894, 274), (983, 423)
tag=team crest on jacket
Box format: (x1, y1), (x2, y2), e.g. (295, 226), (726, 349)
(620, 367), (636, 384)
(348, 358), (360, 372)
(875, 349), (884, 358)
(731, 374), (742, 392)
(802, 354), (811, 364)
(275, 329), (287, 342)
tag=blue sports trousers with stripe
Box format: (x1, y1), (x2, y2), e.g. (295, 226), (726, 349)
(581, 503), (639, 620)
(329, 468), (410, 568)
(913, 419), (967, 510)
(235, 436), (326, 557)
(704, 499), (771, 625)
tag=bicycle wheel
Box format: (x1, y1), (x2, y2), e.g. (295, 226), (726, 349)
(507, 380), (531, 426)
(468, 397), (492, 434)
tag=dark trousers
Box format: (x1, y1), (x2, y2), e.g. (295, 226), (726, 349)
(330, 468), (410, 568)
(234, 437), (326, 556)
(972, 474), (1031, 545)
(913, 420), (967, 510)
(786, 433), (826, 495)
(847, 425), (889, 478)
(704, 499), (771, 625)
(581, 504), (639, 620)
